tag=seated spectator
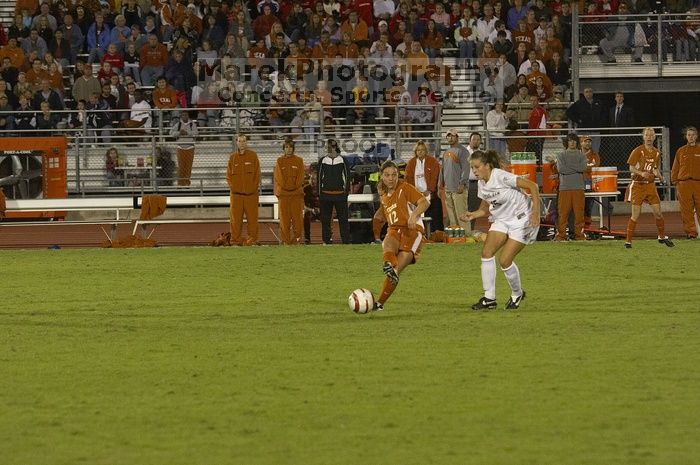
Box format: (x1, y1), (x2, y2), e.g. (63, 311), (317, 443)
(32, 78), (63, 110)
(119, 89), (151, 140)
(340, 11), (369, 48)
(454, 6), (477, 67)
(105, 147), (124, 187)
(0, 79), (17, 109)
(482, 66), (504, 101)
(194, 81), (221, 127)
(1, 58), (19, 90)
(507, 84), (532, 124)
(486, 100), (509, 154)
(196, 40), (218, 82)
(13, 72), (32, 100)
(518, 49), (547, 75)
(311, 31), (337, 59)
(546, 86), (568, 129)
(525, 61), (552, 93)
(430, 2), (452, 36)
(421, 20), (444, 58)
(159, 0), (185, 43)
(34, 100), (60, 134)
(8, 15), (30, 44)
(35, 17), (54, 47)
(201, 14), (226, 51)
(531, 75), (551, 101)
(545, 25), (564, 58)
(123, 41), (140, 85)
(31, 2), (57, 31)
(496, 54), (517, 99)
(512, 19), (535, 52)
(337, 31), (359, 60)
(493, 30), (514, 57)
(86, 91), (113, 145)
(11, 94), (35, 134)
(0, 95), (15, 132)
(48, 29), (72, 68)
(121, 0), (144, 30)
(152, 76), (180, 125)
(477, 40), (500, 71)
(598, 3), (643, 63)
(87, 12), (111, 64)
(252, 4), (278, 41)
(96, 62), (116, 86)
(509, 41), (529, 71)
(109, 14), (131, 53)
(164, 49), (196, 107)
(25, 58), (48, 91)
(546, 51), (569, 88)
(72, 63), (101, 103)
(488, 20), (512, 45)
(173, 17), (200, 50)
(0, 38), (25, 70)
(101, 43), (124, 74)
(66, 99), (87, 133)
(139, 34), (168, 87)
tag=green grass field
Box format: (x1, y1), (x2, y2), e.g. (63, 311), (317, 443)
(2, 241), (699, 465)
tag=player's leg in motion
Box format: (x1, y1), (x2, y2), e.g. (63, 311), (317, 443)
(377, 250), (414, 308)
(499, 238), (527, 309)
(625, 203), (641, 248)
(650, 203), (674, 247)
(472, 231), (508, 310)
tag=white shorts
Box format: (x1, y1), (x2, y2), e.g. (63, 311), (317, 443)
(489, 219), (539, 245)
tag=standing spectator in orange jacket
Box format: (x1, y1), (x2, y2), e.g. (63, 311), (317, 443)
(671, 126), (700, 239)
(227, 134), (261, 246)
(274, 138), (306, 245)
(404, 140), (443, 232)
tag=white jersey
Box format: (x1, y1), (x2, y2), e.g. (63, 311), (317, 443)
(478, 168), (533, 225)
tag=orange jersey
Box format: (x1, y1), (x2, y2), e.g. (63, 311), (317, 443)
(152, 87), (178, 109)
(380, 180), (425, 231)
(671, 143), (700, 183)
(227, 149), (261, 195)
(627, 144), (660, 183)
(273, 154), (305, 197)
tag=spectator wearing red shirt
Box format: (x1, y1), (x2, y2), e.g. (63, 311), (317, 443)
(101, 43), (124, 73)
(527, 95), (547, 163)
(252, 4), (278, 40)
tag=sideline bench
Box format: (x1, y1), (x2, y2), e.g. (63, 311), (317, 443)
(2, 197), (138, 241)
(3, 194), (431, 243)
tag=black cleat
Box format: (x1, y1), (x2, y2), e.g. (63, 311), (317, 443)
(505, 291), (526, 310)
(372, 302), (384, 312)
(687, 235), (697, 240)
(382, 261), (400, 284)
(471, 297), (497, 310)
(624, 242), (632, 249)
(658, 237), (675, 247)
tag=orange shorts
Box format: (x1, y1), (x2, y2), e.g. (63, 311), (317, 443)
(625, 181), (660, 205)
(385, 226), (425, 261)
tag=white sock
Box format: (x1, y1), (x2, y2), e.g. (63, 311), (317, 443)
(502, 262), (522, 298)
(481, 257), (496, 300)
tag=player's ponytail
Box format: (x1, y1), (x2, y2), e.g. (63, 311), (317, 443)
(470, 150), (502, 170)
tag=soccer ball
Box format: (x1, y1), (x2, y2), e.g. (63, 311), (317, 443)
(348, 288), (375, 314)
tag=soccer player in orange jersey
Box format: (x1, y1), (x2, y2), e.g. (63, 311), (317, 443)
(371, 161), (430, 311)
(624, 127), (674, 248)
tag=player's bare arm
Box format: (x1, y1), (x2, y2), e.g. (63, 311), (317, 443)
(407, 196), (430, 230)
(516, 176), (541, 227)
(460, 199), (489, 222)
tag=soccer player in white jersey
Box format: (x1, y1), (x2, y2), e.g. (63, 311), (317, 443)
(461, 150), (541, 310)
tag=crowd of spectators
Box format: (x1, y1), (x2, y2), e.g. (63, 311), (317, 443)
(0, 0), (696, 141)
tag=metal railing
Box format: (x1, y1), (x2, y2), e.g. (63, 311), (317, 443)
(0, 104), (443, 195)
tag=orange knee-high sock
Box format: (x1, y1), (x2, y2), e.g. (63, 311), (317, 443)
(372, 218), (383, 240)
(378, 277), (398, 304)
(655, 217), (665, 238)
(382, 251), (398, 267)
(626, 219), (637, 243)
